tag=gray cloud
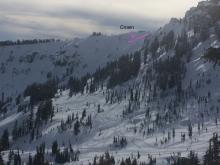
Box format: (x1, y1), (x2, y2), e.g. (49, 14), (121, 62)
(49, 7), (166, 28)
(0, 0), (201, 40)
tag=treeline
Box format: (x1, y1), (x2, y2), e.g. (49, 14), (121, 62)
(141, 62), (218, 135)
(67, 51), (141, 96)
(0, 129), (9, 152)
(0, 39), (57, 47)
(27, 141), (80, 164)
(12, 98), (54, 142)
(92, 32), (102, 36)
(13, 78), (59, 141)
(154, 56), (186, 91)
(107, 52), (141, 88)
(0, 143), (50, 165)
(36, 99), (54, 123)
(59, 109), (92, 136)
(68, 74), (90, 97)
(143, 31), (188, 99)
(90, 152), (156, 165)
(113, 136), (127, 148)
(0, 133), (219, 164)
(171, 133), (220, 165)
(0, 140), (80, 164)
(28, 143), (49, 165)
(52, 141), (80, 163)
(24, 79), (58, 106)
(0, 150), (22, 165)
(8, 76), (59, 142)
(203, 47), (220, 67)
(0, 92), (12, 115)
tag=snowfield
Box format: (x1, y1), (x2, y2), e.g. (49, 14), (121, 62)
(0, 32), (145, 97)
(1, 1), (220, 164)
(1, 86), (220, 165)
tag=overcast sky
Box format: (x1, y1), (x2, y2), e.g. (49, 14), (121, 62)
(0, 0), (202, 40)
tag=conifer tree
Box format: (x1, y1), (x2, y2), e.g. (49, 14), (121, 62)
(0, 152), (4, 165)
(52, 141), (59, 155)
(74, 120), (80, 136)
(1, 129), (9, 151)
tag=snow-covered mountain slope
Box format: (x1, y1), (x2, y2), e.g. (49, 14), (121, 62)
(1, 0), (220, 165)
(0, 32), (145, 97)
(2, 89), (219, 164)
